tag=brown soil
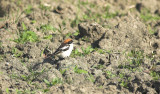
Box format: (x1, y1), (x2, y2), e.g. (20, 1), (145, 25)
(0, 0), (160, 94)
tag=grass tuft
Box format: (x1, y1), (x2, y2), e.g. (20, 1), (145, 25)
(74, 66), (88, 74)
(14, 31), (39, 44)
(44, 78), (62, 87)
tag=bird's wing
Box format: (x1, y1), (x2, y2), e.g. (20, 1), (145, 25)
(53, 43), (70, 55)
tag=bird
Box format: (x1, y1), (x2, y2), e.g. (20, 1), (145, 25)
(53, 39), (73, 58)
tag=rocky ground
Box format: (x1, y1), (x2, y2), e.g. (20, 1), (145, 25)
(0, 0), (160, 94)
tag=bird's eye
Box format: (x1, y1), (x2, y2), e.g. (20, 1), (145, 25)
(68, 40), (73, 44)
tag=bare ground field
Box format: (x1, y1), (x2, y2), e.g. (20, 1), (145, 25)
(0, 0), (160, 93)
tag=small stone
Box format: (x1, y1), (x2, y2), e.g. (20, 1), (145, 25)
(108, 85), (117, 91)
(79, 88), (86, 93)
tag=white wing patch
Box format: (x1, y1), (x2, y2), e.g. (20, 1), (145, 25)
(60, 45), (69, 51)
